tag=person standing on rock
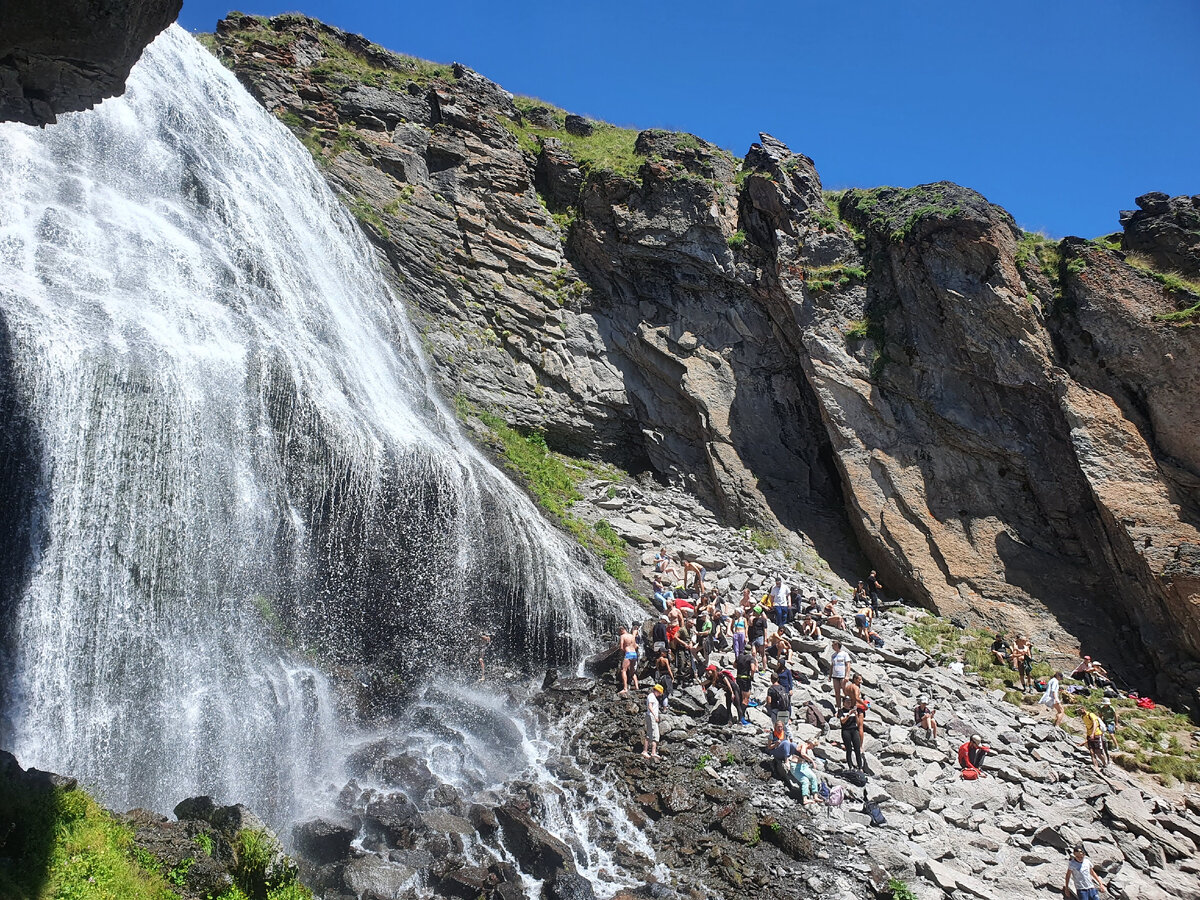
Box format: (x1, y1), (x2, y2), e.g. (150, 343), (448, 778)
(1011, 635), (1034, 692)
(770, 576), (790, 627)
(734, 648), (756, 725)
(1063, 843), (1106, 900)
(1078, 706), (1110, 770)
(838, 696), (865, 772)
(732, 609), (748, 658)
(766, 672), (792, 733)
(643, 685), (662, 760)
(1041, 671), (1065, 727)
(749, 606), (768, 669)
(654, 651), (674, 709)
(849, 673), (867, 745)
(617, 627), (640, 696)
(830, 640), (852, 709)
(683, 558), (705, 594)
(1098, 697), (1119, 738)
(867, 570), (884, 614)
(695, 609), (714, 668)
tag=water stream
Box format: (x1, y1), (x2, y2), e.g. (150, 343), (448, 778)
(0, 25), (634, 840)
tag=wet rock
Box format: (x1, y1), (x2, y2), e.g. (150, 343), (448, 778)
(343, 854), (414, 899)
(494, 804), (576, 878)
(543, 869), (597, 900)
(293, 817), (357, 865)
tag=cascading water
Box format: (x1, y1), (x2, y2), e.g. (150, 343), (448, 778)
(0, 24), (634, 829)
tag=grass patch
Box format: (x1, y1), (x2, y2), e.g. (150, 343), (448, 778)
(0, 779), (181, 900)
(727, 229), (747, 250)
(503, 97), (642, 180)
(1123, 252), (1200, 323)
(1015, 231), (1063, 302)
(464, 402), (635, 589)
(747, 529), (779, 552)
(349, 198), (390, 239)
(805, 263), (866, 292)
(841, 184), (963, 242)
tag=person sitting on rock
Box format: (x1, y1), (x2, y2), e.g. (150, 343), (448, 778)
(853, 581), (870, 608)
(913, 696), (938, 740)
(1063, 843), (1105, 900)
(799, 614), (820, 638)
(823, 601), (846, 631)
(651, 576), (673, 612)
(990, 633), (1011, 667)
(766, 723), (805, 794)
(1071, 655), (1110, 688)
(1077, 706), (1110, 770)
(957, 734), (990, 772)
(765, 631), (792, 670)
(652, 547), (678, 582)
(792, 738), (820, 804)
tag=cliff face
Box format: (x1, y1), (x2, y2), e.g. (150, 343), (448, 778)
(0, 0), (181, 125)
(208, 14), (1200, 706)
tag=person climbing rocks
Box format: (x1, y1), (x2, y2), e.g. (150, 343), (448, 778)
(957, 734), (990, 772)
(1098, 697), (1119, 736)
(1078, 706), (1110, 769)
(766, 672), (792, 731)
(702, 663), (746, 726)
(642, 685), (662, 759)
(682, 557), (705, 593)
(617, 626), (639, 696)
(1041, 671), (1065, 726)
(1063, 843), (1106, 900)
(734, 646), (756, 724)
(830, 640), (852, 709)
(854, 604), (872, 641)
(653, 650), (674, 708)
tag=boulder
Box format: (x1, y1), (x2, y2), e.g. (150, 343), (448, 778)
(495, 804), (576, 878)
(293, 817), (357, 865)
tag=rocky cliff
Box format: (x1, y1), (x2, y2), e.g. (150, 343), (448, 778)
(206, 14), (1200, 709)
(0, 0), (181, 125)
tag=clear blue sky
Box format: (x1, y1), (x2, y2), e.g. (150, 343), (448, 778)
(179, 0), (1199, 238)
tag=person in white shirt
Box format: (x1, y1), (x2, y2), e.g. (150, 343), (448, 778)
(1062, 844), (1105, 900)
(642, 685), (663, 760)
(770, 576), (790, 627)
(830, 640), (852, 709)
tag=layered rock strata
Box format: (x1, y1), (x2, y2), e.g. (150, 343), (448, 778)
(207, 15), (1200, 708)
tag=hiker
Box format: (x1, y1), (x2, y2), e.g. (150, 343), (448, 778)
(1078, 707), (1110, 769)
(990, 633), (1011, 667)
(823, 601), (846, 631)
(830, 640), (852, 709)
(770, 576), (790, 626)
(1041, 671), (1065, 726)
(682, 558), (705, 593)
(850, 673), (867, 743)
(749, 606), (769, 669)
(702, 663), (747, 726)
(671, 620), (698, 684)
(653, 651), (674, 708)
(838, 696), (865, 772)
(642, 685), (662, 759)
(765, 631), (792, 670)
(866, 570), (884, 613)
(854, 605), (872, 641)
(914, 696), (937, 739)
(651, 576), (674, 612)
(766, 672), (792, 731)
(1098, 697), (1120, 736)
(792, 739), (820, 804)
(1011, 635), (1034, 692)
(1071, 655), (1110, 688)
(652, 548), (678, 582)
(957, 734), (990, 771)
(617, 626), (640, 696)
(734, 647), (756, 724)
(799, 614), (820, 638)
(1062, 843), (1106, 900)
(695, 610), (714, 667)
(731, 609), (748, 657)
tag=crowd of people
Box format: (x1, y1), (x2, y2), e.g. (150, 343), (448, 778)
(628, 547), (1129, 785)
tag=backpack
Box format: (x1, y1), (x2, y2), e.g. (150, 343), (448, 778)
(1137, 697), (1156, 710)
(817, 779), (831, 803)
(843, 770), (868, 788)
(863, 801), (886, 827)
(961, 767), (987, 780)
(825, 785), (844, 809)
(805, 701), (827, 730)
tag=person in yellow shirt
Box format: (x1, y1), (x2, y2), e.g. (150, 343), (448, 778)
(1078, 707), (1110, 770)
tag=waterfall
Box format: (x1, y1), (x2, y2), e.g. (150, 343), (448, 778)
(0, 26), (632, 823)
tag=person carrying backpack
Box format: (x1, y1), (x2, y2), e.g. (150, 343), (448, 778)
(766, 672), (792, 731)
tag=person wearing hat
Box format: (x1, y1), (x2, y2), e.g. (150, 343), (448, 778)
(642, 685), (663, 759)
(957, 734), (990, 771)
(913, 696), (937, 740)
(1077, 706), (1110, 769)
(1062, 843), (1105, 899)
(1098, 697), (1119, 735)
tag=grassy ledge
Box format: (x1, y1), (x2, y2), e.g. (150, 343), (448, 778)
(503, 97), (642, 180)
(1123, 252), (1200, 324)
(455, 398), (634, 589)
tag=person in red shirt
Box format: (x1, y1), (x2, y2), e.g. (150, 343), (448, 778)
(958, 734), (990, 770)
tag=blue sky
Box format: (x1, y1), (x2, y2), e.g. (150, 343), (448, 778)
(179, 0), (1199, 238)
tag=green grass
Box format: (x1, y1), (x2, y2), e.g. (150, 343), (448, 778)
(841, 185), (963, 242)
(727, 229), (747, 249)
(806, 264), (866, 292)
(887, 879), (918, 900)
(0, 781), (182, 900)
(231, 829), (310, 900)
(746, 529), (779, 552)
(1015, 231), (1063, 302)
(1123, 252), (1200, 323)
(503, 97), (642, 180)
(463, 403), (635, 589)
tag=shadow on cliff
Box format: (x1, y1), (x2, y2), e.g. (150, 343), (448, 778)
(0, 312), (48, 895)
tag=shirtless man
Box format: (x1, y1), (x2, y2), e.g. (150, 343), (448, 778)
(617, 626), (640, 696)
(799, 615), (820, 638)
(823, 601), (846, 631)
(682, 558), (705, 593)
(1011, 635), (1034, 692)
